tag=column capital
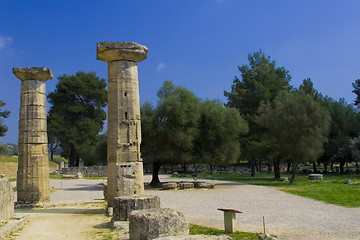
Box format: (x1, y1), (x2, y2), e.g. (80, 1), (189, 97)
(97, 42), (148, 63)
(13, 67), (53, 81)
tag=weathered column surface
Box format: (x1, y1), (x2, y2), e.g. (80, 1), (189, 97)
(97, 42), (148, 206)
(13, 67), (53, 203)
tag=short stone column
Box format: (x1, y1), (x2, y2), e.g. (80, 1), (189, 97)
(112, 195), (160, 221)
(129, 208), (189, 240)
(0, 179), (14, 224)
(13, 67), (53, 203)
(97, 42), (148, 207)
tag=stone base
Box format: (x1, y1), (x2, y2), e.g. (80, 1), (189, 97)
(162, 182), (178, 190)
(308, 174), (323, 181)
(0, 215), (28, 239)
(112, 220), (129, 234)
(178, 182), (194, 189)
(112, 195), (160, 221)
(0, 180), (14, 223)
(194, 182), (215, 189)
(129, 208), (189, 240)
(107, 162), (145, 207)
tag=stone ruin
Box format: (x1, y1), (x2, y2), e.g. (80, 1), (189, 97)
(8, 43), (223, 240)
(97, 42), (146, 207)
(13, 67), (53, 204)
(0, 179), (14, 224)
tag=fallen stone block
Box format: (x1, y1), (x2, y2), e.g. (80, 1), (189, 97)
(112, 195), (160, 221)
(308, 174), (323, 181)
(129, 208), (189, 240)
(162, 182), (178, 190)
(345, 179), (358, 185)
(178, 182), (194, 189)
(197, 183), (215, 189)
(279, 177), (288, 182)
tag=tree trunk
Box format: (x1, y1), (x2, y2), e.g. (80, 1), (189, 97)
(324, 161), (328, 173)
(273, 158), (281, 180)
(312, 162), (317, 173)
(255, 160), (260, 172)
(50, 150), (54, 162)
(287, 162), (291, 173)
(290, 163), (298, 184)
(258, 160), (262, 172)
(250, 157), (256, 177)
(150, 161), (162, 187)
(339, 160), (345, 173)
(69, 145), (76, 167)
(181, 164), (188, 173)
(75, 156), (80, 167)
(356, 161), (359, 169)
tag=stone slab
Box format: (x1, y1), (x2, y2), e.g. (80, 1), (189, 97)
(112, 195), (160, 221)
(13, 67), (53, 81)
(97, 42), (148, 63)
(129, 208), (189, 240)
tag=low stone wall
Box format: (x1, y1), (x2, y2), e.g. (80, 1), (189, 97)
(0, 179), (14, 224)
(60, 166), (107, 177)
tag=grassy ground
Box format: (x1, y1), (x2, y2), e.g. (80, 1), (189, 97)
(197, 173), (360, 208)
(190, 224), (260, 240)
(0, 156), (18, 162)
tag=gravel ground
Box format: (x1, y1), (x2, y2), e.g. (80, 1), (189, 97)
(14, 175), (359, 240)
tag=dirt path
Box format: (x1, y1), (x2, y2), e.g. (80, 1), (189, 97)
(6, 203), (121, 240)
(6, 177), (360, 240)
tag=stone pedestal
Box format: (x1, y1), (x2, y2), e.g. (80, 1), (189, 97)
(112, 195), (160, 221)
(0, 179), (14, 223)
(129, 208), (189, 240)
(13, 67), (53, 203)
(97, 42), (148, 207)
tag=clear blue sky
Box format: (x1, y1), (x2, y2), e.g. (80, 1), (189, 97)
(1, 0), (360, 144)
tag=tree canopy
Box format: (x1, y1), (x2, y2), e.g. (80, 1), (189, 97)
(352, 79), (360, 107)
(258, 91), (331, 182)
(0, 100), (10, 137)
(141, 81), (200, 185)
(224, 50), (292, 177)
(141, 81), (248, 185)
(47, 71), (107, 166)
(194, 100), (248, 167)
(224, 50), (292, 118)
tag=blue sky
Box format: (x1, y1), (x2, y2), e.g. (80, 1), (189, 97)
(1, 0), (360, 144)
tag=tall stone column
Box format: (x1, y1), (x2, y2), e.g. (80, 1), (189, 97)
(13, 67), (53, 203)
(97, 42), (148, 206)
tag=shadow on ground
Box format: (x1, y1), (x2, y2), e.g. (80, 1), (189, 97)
(16, 208), (105, 215)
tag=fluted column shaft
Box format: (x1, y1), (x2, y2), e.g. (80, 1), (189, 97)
(97, 42), (148, 207)
(13, 67), (53, 203)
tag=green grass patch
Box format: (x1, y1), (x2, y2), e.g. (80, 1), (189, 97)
(190, 224), (260, 240)
(196, 173), (360, 208)
(0, 156), (18, 162)
(83, 177), (107, 180)
(0, 155), (58, 168)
